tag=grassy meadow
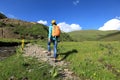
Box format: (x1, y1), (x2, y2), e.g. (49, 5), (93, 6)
(0, 39), (120, 80)
(57, 41), (120, 80)
(0, 46), (57, 80)
(0, 39), (63, 80)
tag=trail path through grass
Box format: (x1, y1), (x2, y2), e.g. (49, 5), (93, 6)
(23, 43), (80, 80)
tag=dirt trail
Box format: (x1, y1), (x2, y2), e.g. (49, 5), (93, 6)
(23, 43), (80, 80)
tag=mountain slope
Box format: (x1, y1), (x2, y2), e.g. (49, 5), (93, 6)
(0, 18), (48, 39)
(69, 30), (120, 41)
(0, 13), (72, 41)
(98, 31), (120, 41)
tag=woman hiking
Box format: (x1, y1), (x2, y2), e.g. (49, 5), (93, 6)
(47, 20), (60, 62)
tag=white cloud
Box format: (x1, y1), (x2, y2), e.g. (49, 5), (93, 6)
(37, 20), (48, 25)
(98, 18), (120, 31)
(73, 0), (80, 5)
(58, 22), (82, 32)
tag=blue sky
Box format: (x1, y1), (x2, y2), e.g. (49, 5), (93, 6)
(0, 0), (120, 32)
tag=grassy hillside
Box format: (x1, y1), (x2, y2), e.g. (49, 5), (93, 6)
(98, 31), (120, 41)
(0, 18), (49, 39)
(69, 30), (120, 41)
(57, 41), (120, 80)
(0, 48), (53, 80)
(0, 13), (72, 41)
(1, 40), (120, 80)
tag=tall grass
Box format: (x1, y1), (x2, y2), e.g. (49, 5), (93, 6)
(1, 40), (119, 80)
(58, 41), (120, 80)
(0, 46), (55, 80)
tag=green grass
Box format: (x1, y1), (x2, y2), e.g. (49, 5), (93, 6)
(69, 30), (120, 41)
(1, 40), (120, 80)
(57, 41), (120, 80)
(0, 47), (58, 80)
(0, 38), (40, 45)
(13, 24), (48, 38)
(0, 38), (22, 42)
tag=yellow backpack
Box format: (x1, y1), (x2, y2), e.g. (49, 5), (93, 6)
(52, 25), (60, 37)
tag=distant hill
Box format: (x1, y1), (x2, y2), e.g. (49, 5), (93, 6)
(69, 30), (120, 41)
(0, 18), (48, 40)
(0, 13), (72, 41)
(2, 13), (120, 42)
(98, 31), (120, 41)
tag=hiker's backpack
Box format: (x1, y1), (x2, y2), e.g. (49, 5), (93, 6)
(52, 25), (61, 37)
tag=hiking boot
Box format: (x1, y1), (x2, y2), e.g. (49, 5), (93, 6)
(47, 52), (51, 56)
(54, 59), (58, 63)
(53, 58), (59, 63)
